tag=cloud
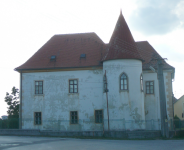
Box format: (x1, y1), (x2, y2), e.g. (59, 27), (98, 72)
(129, 0), (184, 35)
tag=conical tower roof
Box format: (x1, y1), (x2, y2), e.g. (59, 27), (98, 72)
(103, 11), (142, 61)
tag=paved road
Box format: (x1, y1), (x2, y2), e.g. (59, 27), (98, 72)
(0, 136), (184, 150)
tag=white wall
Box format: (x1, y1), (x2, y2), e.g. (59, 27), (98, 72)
(143, 72), (161, 130)
(21, 62), (171, 131)
(22, 69), (104, 131)
(103, 59), (145, 130)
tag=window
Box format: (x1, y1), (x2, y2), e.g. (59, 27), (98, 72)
(95, 110), (103, 123)
(35, 81), (43, 94)
(140, 74), (143, 91)
(70, 111), (78, 124)
(80, 54), (86, 58)
(120, 73), (128, 90)
(69, 79), (78, 93)
(50, 55), (56, 61)
(146, 81), (154, 94)
(34, 112), (42, 125)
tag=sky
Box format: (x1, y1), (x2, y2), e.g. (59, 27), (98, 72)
(0, 0), (184, 117)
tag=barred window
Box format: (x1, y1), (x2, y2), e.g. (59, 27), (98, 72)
(70, 111), (78, 124)
(69, 80), (78, 93)
(120, 73), (128, 90)
(35, 81), (43, 94)
(146, 81), (154, 94)
(34, 112), (42, 125)
(95, 110), (103, 123)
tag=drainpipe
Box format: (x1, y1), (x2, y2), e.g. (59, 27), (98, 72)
(19, 71), (22, 129)
(105, 70), (110, 131)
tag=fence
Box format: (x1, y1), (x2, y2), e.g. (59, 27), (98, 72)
(1, 118), (184, 131)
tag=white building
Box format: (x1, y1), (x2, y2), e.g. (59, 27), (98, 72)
(15, 12), (175, 131)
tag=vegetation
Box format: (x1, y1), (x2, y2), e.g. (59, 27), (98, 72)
(174, 115), (180, 129)
(1, 87), (20, 129)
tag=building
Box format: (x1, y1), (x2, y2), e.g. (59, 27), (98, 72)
(1, 115), (8, 120)
(174, 95), (184, 120)
(15, 11), (175, 131)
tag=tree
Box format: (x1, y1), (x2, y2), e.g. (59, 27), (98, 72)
(4, 86), (19, 118)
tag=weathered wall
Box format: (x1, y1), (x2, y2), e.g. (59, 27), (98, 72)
(143, 72), (161, 130)
(21, 62), (173, 131)
(164, 72), (174, 122)
(143, 71), (174, 130)
(22, 69), (104, 131)
(103, 59), (145, 130)
(174, 96), (184, 120)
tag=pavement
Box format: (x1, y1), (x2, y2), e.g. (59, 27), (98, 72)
(0, 136), (184, 150)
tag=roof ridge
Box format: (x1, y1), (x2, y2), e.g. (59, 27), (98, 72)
(54, 32), (96, 36)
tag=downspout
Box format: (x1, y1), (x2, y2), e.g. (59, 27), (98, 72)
(105, 70), (110, 131)
(19, 71), (22, 129)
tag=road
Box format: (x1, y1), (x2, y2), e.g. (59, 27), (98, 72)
(0, 136), (184, 150)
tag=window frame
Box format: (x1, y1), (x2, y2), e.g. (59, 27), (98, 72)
(95, 109), (103, 124)
(146, 81), (154, 94)
(70, 111), (78, 124)
(119, 73), (128, 91)
(69, 79), (78, 93)
(34, 112), (42, 125)
(35, 81), (43, 95)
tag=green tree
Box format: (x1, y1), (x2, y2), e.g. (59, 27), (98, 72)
(4, 86), (19, 118)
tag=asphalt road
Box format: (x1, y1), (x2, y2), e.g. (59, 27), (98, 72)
(0, 136), (184, 150)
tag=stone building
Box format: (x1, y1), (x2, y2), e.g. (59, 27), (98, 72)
(15, 11), (175, 131)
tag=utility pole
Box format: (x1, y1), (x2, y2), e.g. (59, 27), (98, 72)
(156, 58), (169, 138)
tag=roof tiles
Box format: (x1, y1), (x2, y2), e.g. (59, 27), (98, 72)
(15, 14), (174, 72)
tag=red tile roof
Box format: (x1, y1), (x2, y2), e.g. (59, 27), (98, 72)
(15, 14), (174, 72)
(102, 11), (142, 61)
(136, 41), (174, 70)
(15, 32), (107, 70)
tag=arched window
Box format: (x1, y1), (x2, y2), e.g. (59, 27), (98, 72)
(140, 74), (143, 91)
(120, 73), (128, 90)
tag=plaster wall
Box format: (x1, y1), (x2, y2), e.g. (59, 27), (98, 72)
(163, 72), (174, 122)
(174, 96), (184, 120)
(22, 69), (104, 131)
(143, 72), (161, 130)
(21, 63), (170, 131)
(103, 59), (145, 130)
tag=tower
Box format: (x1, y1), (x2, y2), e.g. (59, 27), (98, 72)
(102, 11), (145, 130)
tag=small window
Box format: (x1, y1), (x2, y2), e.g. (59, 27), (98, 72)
(70, 111), (78, 124)
(50, 55), (56, 61)
(80, 54), (86, 58)
(120, 73), (128, 90)
(95, 110), (103, 123)
(35, 81), (43, 94)
(34, 112), (42, 125)
(140, 74), (143, 91)
(69, 79), (78, 93)
(146, 81), (154, 94)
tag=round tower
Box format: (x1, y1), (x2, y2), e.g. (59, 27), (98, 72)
(102, 11), (145, 130)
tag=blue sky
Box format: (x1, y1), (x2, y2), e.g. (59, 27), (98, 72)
(0, 0), (184, 117)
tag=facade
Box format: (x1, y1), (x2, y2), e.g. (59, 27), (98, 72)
(1, 115), (8, 120)
(15, 12), (175, 131)
(174, 95), (184, 120)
